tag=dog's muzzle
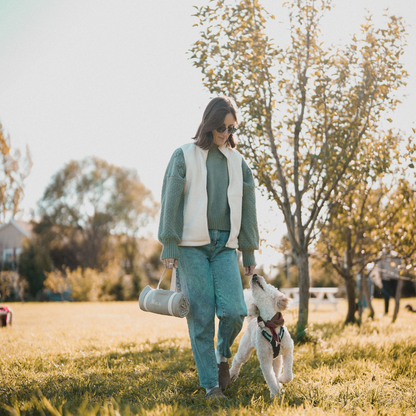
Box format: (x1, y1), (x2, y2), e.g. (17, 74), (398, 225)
(251, 274), (265, 291)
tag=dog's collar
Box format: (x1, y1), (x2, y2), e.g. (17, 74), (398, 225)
(257, 312), (284, 336)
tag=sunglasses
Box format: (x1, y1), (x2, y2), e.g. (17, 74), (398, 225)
(216, 125), (237, 134)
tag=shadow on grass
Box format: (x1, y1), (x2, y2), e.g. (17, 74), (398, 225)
(0, 338), (277, 415)
(2, 321), (416, 415)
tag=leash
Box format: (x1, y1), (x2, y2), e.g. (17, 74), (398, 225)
(257, 312), (285, 359)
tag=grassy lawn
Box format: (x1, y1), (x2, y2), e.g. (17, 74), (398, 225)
(1, 299), (415, 415)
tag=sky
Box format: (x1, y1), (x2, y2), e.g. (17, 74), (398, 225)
(0, 0), (415, 269)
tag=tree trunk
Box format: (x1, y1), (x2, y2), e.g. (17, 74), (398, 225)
(18, 282), (25, 303)
(297, 250), (310, 335)
(343, 227), (356, 324)
(362, 271), (374, 318)
(345, 275), (357, 324)
(358, 273), (364, 322)
(392, 278), (404, 323)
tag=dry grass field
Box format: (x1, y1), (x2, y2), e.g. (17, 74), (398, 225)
(1, 298), (415, 415)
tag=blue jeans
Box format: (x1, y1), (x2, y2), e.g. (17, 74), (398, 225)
(177, 230), (247, 388)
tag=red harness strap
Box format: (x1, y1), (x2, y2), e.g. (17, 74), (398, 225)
(257, 312), (285, 343)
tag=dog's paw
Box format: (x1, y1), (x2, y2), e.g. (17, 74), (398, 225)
(230, 368), (239, 382)
(270, 389), (281, 399)
(278, 374), (293, 383)
(271, 385), (284, 399)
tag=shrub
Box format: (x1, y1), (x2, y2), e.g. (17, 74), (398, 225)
(0, 271), (13, 300)
(43, 270), (69, 301)
(18, 239), (52, 297)
(62, 261), (134, 301)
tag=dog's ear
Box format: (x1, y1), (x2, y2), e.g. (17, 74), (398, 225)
(276, 292), (290, 311)
(247, 303), (260, 317)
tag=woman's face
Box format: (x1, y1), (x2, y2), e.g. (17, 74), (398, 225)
(212, 112), (237, 147)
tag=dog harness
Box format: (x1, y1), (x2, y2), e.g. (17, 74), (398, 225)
(257, 312), (285, 359)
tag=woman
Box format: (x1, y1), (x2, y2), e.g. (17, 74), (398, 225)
(158, 96), (259, 399)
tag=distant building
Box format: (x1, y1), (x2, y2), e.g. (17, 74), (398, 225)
(0, 219), (33, 268)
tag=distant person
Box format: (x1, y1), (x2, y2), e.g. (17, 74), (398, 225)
(376, 255), (401, 315)
(158, 97), (259, 399)
(381, 277), (398, 315)
(369, 264), (398, 315)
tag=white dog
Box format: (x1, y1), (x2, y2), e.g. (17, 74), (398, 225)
(230, 274), (294, 397)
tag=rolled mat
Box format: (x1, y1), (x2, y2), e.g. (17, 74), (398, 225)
(138, 286), (189, 318)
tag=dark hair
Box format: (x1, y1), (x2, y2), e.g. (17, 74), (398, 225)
(192, 97), (239, 150)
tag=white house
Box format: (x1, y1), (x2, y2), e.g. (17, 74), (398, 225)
(0, 219), (33, 267)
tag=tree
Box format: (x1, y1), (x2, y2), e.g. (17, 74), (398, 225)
(387, 181), (416, 265)
(318, 181), (391, 322)
(383, 180), (416, 322)
(18, 240), (53, 297)
(316, 128), (415, 323)
(35, 157), (158, 272)
(0, 123), (32, 223)
(190, 0), (409, 334)
(316, 124), (416, 323)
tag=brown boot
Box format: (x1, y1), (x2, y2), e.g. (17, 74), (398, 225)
(218, 362), (231, 391)
(205, 387), (226, 399)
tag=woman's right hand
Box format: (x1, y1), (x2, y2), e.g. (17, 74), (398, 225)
(163, 258), (178, 269)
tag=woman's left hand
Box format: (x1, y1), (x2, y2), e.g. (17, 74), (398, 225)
(244, 265), (256, 276)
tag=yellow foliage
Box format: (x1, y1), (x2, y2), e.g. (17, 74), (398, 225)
(63, 261), (125, 301)
(0, 271), (14, 300)
(44, 270), (68, 295)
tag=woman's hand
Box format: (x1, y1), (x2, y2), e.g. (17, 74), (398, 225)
(244, 265), (256, 276)
(163, 258), (178, 269)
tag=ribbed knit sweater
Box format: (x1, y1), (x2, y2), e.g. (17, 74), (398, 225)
(207, 145), (231, 231)
(158, 144), (259, 267)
